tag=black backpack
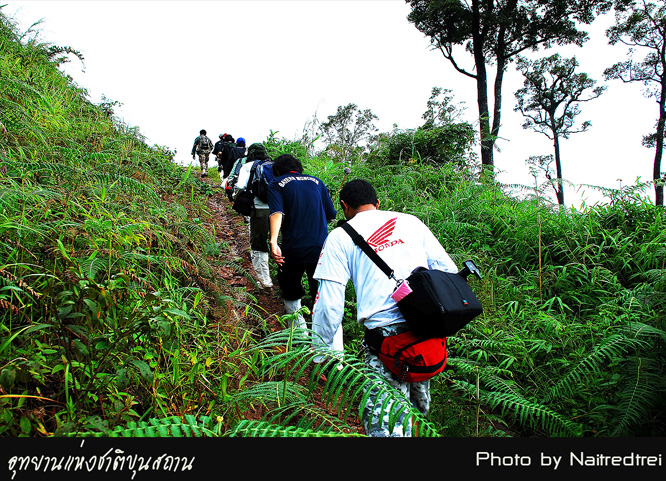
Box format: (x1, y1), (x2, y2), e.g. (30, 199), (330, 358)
(220, 142), (234, 161)
(199, 136), (211, 151)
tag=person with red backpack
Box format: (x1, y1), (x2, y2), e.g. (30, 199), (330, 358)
(311, 179), (458, 437)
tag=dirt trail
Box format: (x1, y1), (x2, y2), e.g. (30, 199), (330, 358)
(198, 177), (364, 434)
(200, 180), (286, 329)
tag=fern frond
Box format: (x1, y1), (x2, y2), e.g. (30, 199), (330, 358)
(244, 326), (439, 437)
(263, 402), (359, 434)
(606, 356), (666, 436)
(545, 334), (646, 403)
(448, 358), (519, 395)
(176, 220), (215, 246)
(73, 415), (219, 437)
(77, 255), (107, 281)
(84, 170), (160, 203)
(233, 381), (309, 406)
(623, 320), (666, 343)
(228, 420), (362, 437)
(218, 258), (257, 286)
(452, 380), (582, 436)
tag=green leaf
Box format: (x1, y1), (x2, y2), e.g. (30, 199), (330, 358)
(131, 359), (153, 382)
(163, 308), (191, 320)
(20, 416), (31, 435)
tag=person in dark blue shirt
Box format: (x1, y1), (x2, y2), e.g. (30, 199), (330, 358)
(268, 154), (337, 328)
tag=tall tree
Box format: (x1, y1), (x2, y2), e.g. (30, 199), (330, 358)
(515, 54), (606, 206)
(406, 0), (610, 173)
(604, 0), (666, 206)
(319, 103), (378, 163)
(421, 86), (466, 129)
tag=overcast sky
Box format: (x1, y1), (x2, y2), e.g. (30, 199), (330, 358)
(5, 0), (659, 206)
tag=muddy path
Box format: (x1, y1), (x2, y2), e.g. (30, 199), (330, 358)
(199, 181), (286, 330)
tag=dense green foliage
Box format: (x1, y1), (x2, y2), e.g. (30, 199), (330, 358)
(0, 10), (253, 436)
(327, 161), (666, 436)
(1, 8), (664, 438)
(367, 123), (476, 167)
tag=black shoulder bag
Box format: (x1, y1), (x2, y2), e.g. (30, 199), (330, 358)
(339, 221), (483, 338)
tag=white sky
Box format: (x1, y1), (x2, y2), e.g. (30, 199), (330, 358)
(5, 0), (660, 206)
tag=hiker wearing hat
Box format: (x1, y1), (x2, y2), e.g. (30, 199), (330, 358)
(311, 179), (458, 437)
(268, 154), (337, 329)
(191, 129), (214, 177)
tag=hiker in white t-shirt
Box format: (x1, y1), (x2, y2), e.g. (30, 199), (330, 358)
(312, 179), (457, 437)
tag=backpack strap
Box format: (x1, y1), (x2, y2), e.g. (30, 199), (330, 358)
(339, 221), (395, 281)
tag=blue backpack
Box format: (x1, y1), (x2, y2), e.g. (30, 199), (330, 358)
(250, 159), (274, 203)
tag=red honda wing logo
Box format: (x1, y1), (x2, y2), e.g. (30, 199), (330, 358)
(366, 217), (403, 252)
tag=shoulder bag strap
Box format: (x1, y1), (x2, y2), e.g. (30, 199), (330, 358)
(339, 221), (396, 281)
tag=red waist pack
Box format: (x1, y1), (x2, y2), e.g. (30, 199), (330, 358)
(365, 328), (448, 383)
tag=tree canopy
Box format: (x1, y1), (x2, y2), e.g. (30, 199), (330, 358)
(406, 0), (611, 171)
(319, 103), (378, 163)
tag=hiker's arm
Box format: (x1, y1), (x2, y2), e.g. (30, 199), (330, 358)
(269, 213), (284, 265)
(311, 279), (345, 360)
(312, 279), (345, 348)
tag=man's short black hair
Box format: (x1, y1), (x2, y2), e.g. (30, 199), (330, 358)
(339, 179), (378, 209)
(272, 154), (303, 177)
(200, 129), (206, 135)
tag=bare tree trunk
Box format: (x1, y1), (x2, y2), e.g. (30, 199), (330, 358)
(471, 0), (494, 171)
(490, 25), (510, 172)
(654, 90), (665, 206)
(553, 134), (565, 206)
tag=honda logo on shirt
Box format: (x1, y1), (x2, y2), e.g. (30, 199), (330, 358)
(366, 217), (404, 252)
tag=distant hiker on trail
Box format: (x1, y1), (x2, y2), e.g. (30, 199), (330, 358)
(191, 129), (213, 177)
(311, 179), (458, 437)
(268, 154), (337, 330)
(214, 133), (234, 182)
(212, 133), (226, 173)
(234, 143), (274, 288)
(219, 134), (237, 185)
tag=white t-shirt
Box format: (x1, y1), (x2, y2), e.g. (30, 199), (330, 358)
(313, 209), (457, 330)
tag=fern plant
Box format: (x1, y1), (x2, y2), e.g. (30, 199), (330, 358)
(66, 414), (221, 437)
(229, 325), (441, 437)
